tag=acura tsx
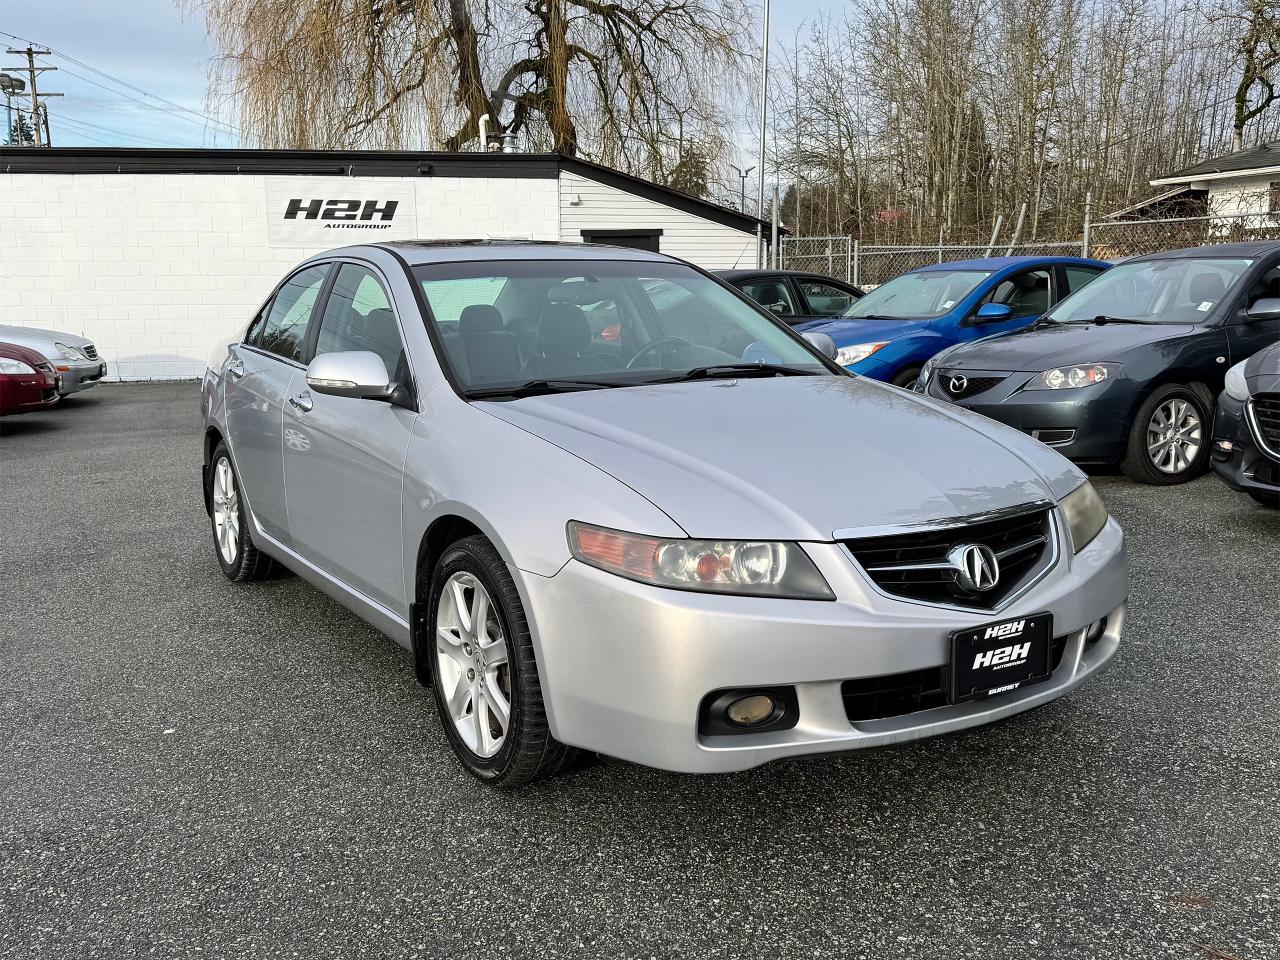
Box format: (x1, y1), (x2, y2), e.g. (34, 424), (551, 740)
(200, 241), (1128, 786)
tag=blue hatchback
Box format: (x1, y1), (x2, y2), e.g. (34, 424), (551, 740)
(794, 256), (1111, 386)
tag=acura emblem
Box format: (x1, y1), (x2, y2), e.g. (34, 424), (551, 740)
(947, 374), (968, 395)
(947, 543), (1000, 592)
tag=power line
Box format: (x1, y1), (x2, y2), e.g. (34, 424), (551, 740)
(45, 109), (192, 148)
(0, 29), (252, 144)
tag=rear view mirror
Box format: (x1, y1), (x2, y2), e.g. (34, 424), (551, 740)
(802, 332), (839, 361)
(1246, 297), (1280, 319)
(306, 350), (396, 400)
(973, 303), (1014, 324)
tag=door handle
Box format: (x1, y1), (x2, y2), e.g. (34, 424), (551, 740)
(226, 359), (245, 380)
(288, 391), (313, 413)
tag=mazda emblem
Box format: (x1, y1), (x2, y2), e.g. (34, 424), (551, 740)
(947, 543), (1000, 592)
(947, 374), (968, 395)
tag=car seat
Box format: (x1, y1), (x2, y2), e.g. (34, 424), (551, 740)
(459, 304), (520, 384)
(522, 302), (616, 378)
(1187, 272), (1226, 308)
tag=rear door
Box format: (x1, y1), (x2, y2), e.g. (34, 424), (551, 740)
(281, 261), (418, 615)
(225, 263), (330, 543)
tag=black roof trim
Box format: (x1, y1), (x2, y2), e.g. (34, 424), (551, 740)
(0, 146), (767, 235)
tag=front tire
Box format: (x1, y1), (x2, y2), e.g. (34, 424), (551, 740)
(890, 366), (923, 389)
(208, 442), (278, 581)
(1120, 385), (1211, 485)
(426, 535), (579, 787)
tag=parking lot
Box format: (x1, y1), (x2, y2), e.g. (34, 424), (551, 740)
(1, 381), (1277, 959)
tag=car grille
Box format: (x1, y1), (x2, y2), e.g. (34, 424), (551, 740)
(1251, 393), (1280, 454)
(841, 634), (1070, 723)
(843, 507), (1055, 610)
(81, 344), (99, 361)
(938, 370), (1005, 400)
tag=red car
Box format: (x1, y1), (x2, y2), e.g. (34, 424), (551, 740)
(0, 341), (59, 417)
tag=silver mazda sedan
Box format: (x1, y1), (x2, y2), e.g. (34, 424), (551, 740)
(200, 241), (1127, 786)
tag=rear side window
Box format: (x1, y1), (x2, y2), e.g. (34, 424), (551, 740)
(313, 264), (404, 378)
(1064, 266), (1105, 294)
(258, 265), (329, 362)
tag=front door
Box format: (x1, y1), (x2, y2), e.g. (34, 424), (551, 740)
(282, 262), (417, 616)
(225, 263), (330, 543)
(1228, 262), (1280, 370)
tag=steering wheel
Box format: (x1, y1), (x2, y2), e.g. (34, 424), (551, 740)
(627, 336), (693, 369)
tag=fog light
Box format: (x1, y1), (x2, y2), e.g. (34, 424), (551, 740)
(1214, 440), (1234, 454)
(726, 694), (777, 726)
(1085, 617), (1107, 646)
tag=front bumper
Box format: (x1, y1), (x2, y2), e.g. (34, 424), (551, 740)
(1211, 393), (1280, 497)
(53, 360), (107, 395)
(925, 371), (1135, 464)
(517, 517), (1127, 773)
(0, 372), (59, 416)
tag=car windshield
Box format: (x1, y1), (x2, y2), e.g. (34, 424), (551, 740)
(413, 259), (831, 395)
(840, 270), (992, 320)
(1046, 257), (1254, 324)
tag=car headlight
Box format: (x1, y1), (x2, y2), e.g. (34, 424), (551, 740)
(1026, 362), (1119, 390)
(919, 353), (941, 385)
(54, 342), (86, 361)
(1061, 481), (1109, 553)
(568, 521), (835, 599)
(1224, 359), (1250, 402)
(0, 358), (36, 375)
(835, 342), (889, 367)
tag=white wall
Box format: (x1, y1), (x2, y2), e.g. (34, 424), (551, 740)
(558, 171), (759, 268)
(0, 173), (559, 380)
(1207, 175), (1276, 217)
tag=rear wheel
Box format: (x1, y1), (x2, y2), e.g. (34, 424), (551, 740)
(890, 366), (923, 389)
(1120, 385), (1210, 485)
(208, 442), (279, 581)
(426, 535), (580, 787)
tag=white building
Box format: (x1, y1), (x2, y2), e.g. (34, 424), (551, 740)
(0, 148), (769, 380)
(1149, 142), (1280, 217)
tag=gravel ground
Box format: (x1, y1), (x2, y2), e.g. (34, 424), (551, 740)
(1, 382), (1277, 960)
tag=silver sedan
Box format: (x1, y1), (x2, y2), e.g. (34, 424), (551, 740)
(200, 242), (1127, 787)
(0, 324), (106, 396)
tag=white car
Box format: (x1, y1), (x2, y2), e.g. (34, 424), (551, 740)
(0, 324), (106, 395)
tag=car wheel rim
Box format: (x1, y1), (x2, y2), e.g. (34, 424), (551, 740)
(435, 572), (511, 759)
(212, 457), (239, 563)
(1146, 398), (1202, 474)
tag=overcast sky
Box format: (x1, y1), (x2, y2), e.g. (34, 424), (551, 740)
(3, 0), (825, 150)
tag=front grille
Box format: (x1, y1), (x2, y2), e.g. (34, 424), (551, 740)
(1251, 393), (1280, 453)
(844, 508), (1055, 610)
(80, 344), (99, 361)
(842, 634), (1069, 723)
(938, 370), (1005, 400)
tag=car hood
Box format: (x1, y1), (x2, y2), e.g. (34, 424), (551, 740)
(941, 322), (1198, 372)
(793, 316), (929, 346)
(478, 376), (1076, 541)
(0, 324), (92, 348)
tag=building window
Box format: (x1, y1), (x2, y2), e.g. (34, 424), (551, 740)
(580, 229), (663, 253)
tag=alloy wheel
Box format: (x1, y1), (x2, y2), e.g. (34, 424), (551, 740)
(1146, 398), (1202, 474)
(211, 457), (240, 563)
(435, 572), (512, 759)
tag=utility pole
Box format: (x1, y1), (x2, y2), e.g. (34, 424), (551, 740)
(730, 164), (754, 213)
(4, 47), (62, 147)
(755, 0), (772, 267)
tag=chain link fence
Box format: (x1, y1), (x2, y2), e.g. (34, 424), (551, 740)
(1088, 211), (1280, 261)
(779, 237), (1085, 288)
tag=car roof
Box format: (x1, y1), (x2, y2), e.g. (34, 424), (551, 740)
(345, 239), (678, 266)
(713, 269), (855, 283)
(1129, 241), (1280, 260)
(912, 255), (1105, 273)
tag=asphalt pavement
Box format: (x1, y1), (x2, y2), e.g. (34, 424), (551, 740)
(1, 382), (1277, 960)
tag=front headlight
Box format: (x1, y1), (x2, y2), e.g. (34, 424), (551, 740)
(54, 342), (86, 361)
(1224, 359), (1250, 402)
(835, 341), (889, 367)
(568, 521), (835, 599)
(0, 358), (36, 375)
(1026, 362), (1120, 390)
(1061, 481), (1109, 553)
(919, 353), (942, 385)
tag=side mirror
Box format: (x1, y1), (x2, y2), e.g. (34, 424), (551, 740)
(802, 331), (839, 361)
(972, 303), (1014, 324)
(1246, 297), (1280, 319)
(306, 350), (397, 401)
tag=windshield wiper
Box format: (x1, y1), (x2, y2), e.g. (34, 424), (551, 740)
(848, 313), (908, 321)
(1064, 315), (1150, 325)
(464, 378), (625, 399)
(659, 363), (821, 383)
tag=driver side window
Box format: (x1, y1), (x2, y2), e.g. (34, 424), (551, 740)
(738, 278), (797, 316)
(985, 269), (1052, 319)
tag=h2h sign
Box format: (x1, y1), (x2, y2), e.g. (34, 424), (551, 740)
(265, 179), (419, 248)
